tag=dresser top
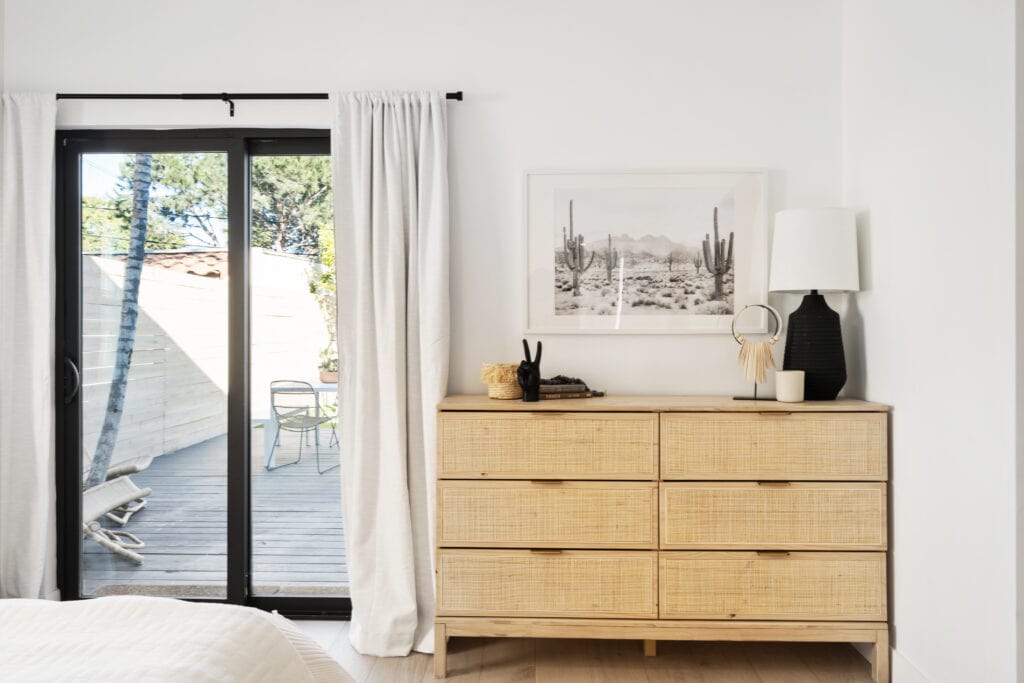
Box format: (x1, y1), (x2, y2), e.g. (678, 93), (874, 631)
(439, 394), (889, 413)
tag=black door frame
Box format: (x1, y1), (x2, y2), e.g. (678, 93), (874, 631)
(56, 128), (349, 618)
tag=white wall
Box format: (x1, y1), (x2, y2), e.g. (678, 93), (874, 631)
(843, 1), (1017, 681)
(18, 3), (1018, 678)
(3, 0), (844, 395)
(1018, 2), (1024, 678)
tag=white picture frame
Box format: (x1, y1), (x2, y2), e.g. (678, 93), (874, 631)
(524, 169), (767, 335)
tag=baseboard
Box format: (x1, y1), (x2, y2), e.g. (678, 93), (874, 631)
(891, 647), (930, 682)
(853, 643), (931, 682)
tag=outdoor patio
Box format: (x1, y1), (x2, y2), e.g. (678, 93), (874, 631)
(82, 427), (347, 598)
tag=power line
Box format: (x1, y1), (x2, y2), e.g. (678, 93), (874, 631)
(84, 203), (229, 222)
(82, 232), (191, 249)
(84, 202), (330, 229)
(83, 228), (322, 255)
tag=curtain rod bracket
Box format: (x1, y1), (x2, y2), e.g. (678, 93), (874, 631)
(220, 93), (235, 117)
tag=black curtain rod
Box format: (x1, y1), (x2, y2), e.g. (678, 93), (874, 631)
(56, 91), (463, 117)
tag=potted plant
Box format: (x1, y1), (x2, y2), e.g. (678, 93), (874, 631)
(319, 345), (339, 383)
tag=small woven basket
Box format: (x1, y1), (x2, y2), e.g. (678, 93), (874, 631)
(480, 363), (523, 400)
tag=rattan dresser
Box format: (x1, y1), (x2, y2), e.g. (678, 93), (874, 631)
(434, 395), (890, 682)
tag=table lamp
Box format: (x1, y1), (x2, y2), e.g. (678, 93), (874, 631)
(769, 208), (859, 400)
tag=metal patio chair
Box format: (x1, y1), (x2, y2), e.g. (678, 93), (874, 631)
(267, 380), (339, 474)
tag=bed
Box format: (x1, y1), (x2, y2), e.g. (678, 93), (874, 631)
(0, 595), (353, 682)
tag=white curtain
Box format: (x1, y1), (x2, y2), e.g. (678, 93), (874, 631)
(0, 93), (59, 599)
(331, 92), (449, 656)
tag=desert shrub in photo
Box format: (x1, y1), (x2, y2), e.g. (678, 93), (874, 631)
(695, 300), (732, 315)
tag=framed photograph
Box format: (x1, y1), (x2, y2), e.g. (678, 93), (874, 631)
(525, 170), (767, 334)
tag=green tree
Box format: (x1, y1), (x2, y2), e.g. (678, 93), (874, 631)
(309, 221), (337, 353)
(104, 153), (331, 258)
(109, 153), (332, 257)
(119, 153), (229, 248)
(82, 195), (185, 252)
(252, 155), (332, 255)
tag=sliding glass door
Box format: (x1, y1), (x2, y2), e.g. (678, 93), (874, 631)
(247, 140), (346, 597)
(57, 130), (348, 615)
(75, 149), (231, 598)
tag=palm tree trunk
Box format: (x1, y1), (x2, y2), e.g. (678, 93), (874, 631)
(86, 153), (153, 488)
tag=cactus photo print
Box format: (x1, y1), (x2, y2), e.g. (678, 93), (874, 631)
(525, 171), (767, 334)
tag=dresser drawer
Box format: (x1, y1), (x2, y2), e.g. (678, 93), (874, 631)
(660, 551), (886, 621)
(661, 482), (886, 550)
(438, 412), (658, 479)
(439, 481), (658, 548)
(437, 549), (657, 618)
(661, 413), (887, 480)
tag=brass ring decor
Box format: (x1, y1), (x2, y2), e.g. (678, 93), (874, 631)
(731, 304), (783, 385)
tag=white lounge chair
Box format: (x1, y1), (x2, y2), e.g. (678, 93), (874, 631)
(82, 475), (153, 565)
(99, 458), (152, 526)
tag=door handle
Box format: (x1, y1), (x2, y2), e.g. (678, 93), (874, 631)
(64, 356), (81, 405)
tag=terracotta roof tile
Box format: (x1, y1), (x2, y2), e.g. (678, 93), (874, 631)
(113, 250), (229, 278)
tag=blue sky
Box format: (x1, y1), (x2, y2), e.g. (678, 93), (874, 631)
(82, 154), (125, 197)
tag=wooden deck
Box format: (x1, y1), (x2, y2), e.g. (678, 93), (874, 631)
(82, 428), (347, 597)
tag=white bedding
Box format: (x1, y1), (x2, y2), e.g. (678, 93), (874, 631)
(0, 596), (353, 682)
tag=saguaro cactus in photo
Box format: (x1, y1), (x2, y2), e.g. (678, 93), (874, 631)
(692, 253), (703, 274)
(562, 199), (595, 296)
(702, 206), (734, 301)
(605, 233), (620, 284)
(666, 251), (679, 271)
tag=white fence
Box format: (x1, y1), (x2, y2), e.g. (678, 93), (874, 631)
(81, 249), (330, 473)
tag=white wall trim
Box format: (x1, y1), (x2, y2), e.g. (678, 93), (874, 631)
(891, 647), (931, 683)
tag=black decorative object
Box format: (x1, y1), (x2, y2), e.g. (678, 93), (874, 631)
(782, 290), (846, 400)
(517, 339), (542, 402)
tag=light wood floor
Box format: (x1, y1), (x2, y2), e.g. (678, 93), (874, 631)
(298, 621), (874, 682)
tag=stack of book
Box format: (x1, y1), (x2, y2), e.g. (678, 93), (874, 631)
(538, 383), (602, 400)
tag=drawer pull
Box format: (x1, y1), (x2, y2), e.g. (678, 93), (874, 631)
(529, 549), (563, 554)
(756, 551), (791, 558)
(756, 481), (792, 487)
(757, 411), (793, 416)
(529, 479), (565, 484)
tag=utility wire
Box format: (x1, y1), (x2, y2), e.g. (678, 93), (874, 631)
(84, 203), (331, 229)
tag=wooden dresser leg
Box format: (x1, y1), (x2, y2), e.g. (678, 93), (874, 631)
(643, 639), (657, 657)
(434, 624), (448, 679)
(872, 629), (890, 683)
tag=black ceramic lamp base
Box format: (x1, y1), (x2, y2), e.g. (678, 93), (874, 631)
(782, 291), (846, 400)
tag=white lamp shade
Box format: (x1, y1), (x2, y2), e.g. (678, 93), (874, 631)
(769, 208), (860, 293)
